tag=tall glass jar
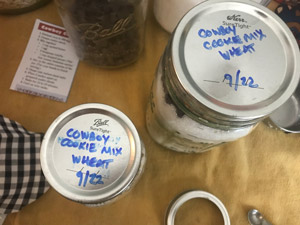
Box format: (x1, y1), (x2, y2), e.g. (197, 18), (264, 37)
(55, 0), (148, 68)
(146, 0), (300, 153)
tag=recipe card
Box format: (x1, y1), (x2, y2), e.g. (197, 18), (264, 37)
(10, 19), (79, 102)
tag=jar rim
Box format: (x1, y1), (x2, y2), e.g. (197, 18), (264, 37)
(169, 0), (300, 123)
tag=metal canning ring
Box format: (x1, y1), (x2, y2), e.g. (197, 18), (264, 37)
(165, 190), (231, 225)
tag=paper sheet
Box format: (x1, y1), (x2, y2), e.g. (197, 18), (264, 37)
(10, 19), (79, 102)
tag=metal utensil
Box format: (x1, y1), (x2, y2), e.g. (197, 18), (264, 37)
(248, 209), (273, 225)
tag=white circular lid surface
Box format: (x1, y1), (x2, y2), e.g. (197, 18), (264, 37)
(172, 0), (300, 118)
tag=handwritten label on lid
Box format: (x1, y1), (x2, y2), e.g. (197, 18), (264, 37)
(181, 10), (286, 106)
(53, 114), (131, 190)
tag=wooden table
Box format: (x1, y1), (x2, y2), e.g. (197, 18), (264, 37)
(1, 1), (300, 224)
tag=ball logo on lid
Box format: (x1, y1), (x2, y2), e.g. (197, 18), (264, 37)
(53, 114), (131, 190)
(93, 118), (109, 127)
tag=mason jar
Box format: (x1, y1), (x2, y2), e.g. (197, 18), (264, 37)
(55, 0), (148, 68)
(146, 0), (300, 153)
(41, 103), (146, 206)
(0, 0), (50, 14)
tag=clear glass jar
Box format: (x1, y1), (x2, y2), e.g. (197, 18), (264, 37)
(146, 0), (300, 153)
(146, 51), (256, 153)
(55, 0), (148, 68)
(0, 0), (50, 14)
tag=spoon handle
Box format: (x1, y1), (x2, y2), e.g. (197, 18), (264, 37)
(248, 209), (273, 225)
(262, 220), (273, 225)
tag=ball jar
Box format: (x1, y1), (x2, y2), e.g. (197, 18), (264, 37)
(146, 0), (300, 153)
(55, 0), (148, 68)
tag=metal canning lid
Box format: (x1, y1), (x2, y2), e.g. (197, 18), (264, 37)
(171, 0), (300, 121)
(165, 190), (231, 225)
(41, 103), (144, 205)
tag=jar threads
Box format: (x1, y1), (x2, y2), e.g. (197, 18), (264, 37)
(146, 0), (300, 153)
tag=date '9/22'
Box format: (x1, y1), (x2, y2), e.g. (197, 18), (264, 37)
(76, 170), (104, 187)
(223, 70), (259, 91)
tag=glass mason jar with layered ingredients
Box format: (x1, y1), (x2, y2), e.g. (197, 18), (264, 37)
(146, 0), (300, 153)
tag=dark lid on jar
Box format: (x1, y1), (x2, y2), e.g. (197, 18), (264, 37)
(41, 103), (144, 205)
(169, 0), (300, 125)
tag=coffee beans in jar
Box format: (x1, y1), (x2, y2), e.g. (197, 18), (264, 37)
(55, 0), (148, 68)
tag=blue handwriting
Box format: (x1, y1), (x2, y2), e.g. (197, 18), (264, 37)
(61, 138), (97, 152)
(72, 154), (114, 168)
(223, 70), (259, 91)
(198, 25), (237, 38)
(101, 146), (122, 156)
(218, 43), (255, 60)
(59, 128), (117, 153)
(198, 25), (267, 60)
(76, 170), (104, 187)
(66, 128), (110, 144)
(203, 35), (243, 50)
(244, 29), (266, 42)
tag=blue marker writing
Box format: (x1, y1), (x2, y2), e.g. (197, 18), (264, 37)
(101, 146), (123, 156)
(223, 70), (259, 91)
(198, 25), (236, 38)
(60, 138), (97, 152)
(244, 29), (266, 42)
(66, 128), (110, 144)
(203, 35), (243, 50)
(76, 170), (104, 187)
(72, 154), (114, 169)
(218, 43), (255, 60)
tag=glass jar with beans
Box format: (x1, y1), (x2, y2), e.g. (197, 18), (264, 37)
(55, 0), (148, 68)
